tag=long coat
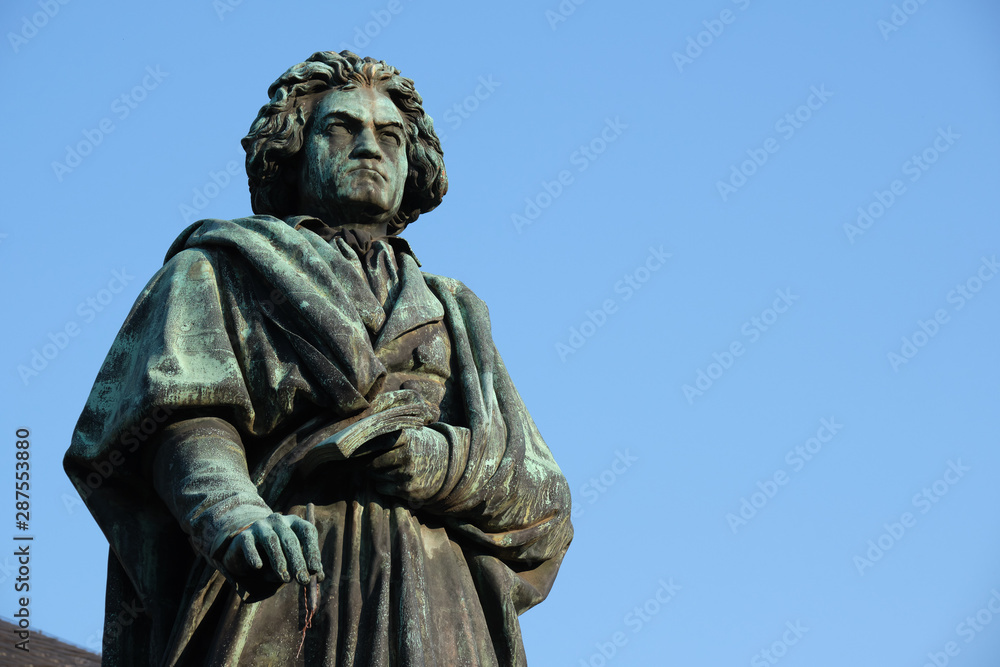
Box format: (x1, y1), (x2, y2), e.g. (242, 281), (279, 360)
(65, 215), (573, 666)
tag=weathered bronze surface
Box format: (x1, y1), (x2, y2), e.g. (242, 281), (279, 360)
(64, 51), (572, 666)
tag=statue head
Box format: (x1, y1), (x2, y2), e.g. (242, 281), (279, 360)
(242, 51), (448, 235)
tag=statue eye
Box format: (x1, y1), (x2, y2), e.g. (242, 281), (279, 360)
(380, 129), (402, 147)
(324, 121), (353, 135)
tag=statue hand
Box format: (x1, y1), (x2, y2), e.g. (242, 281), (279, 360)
(221, 512), (324, 586)
(369, 427), (448, 505)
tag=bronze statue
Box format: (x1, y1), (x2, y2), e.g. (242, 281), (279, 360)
(65, 51), (572, 666)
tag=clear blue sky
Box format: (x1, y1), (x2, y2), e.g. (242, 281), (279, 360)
(3, 0), (1000, 664)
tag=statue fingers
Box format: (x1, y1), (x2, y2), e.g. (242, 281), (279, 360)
(288, 517), (324, 581)
(255, 517), (290, 583)
(370, 446), (410, 472)
(272, 517), (310, 585)
(375, 478), (433, 505)
(223, 529), (263, 575)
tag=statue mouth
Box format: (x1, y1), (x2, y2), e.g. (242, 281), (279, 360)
(349, 166), (387, 181)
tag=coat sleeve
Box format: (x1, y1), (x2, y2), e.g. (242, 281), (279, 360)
(63, 247), (259, 656)
(423, 275), (573, 613)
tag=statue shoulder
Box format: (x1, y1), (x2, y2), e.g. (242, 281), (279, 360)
(164, 215), (291, 262)
(421, 272), (495, 337)
(421, 273), (487, 309)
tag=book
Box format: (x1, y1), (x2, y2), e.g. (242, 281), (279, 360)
(297, 390), (435, 475)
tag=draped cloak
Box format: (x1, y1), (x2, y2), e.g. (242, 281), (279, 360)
(64, 215), (573, 666)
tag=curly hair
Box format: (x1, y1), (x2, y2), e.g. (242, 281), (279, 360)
(242, 51), (448, 234)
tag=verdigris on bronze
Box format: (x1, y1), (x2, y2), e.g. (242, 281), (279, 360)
(65, 51), (572, 666)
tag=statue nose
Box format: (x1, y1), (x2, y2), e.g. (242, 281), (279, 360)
(352, 127), (382, 159)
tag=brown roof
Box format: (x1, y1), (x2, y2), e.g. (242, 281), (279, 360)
(0, 618), (101, 666)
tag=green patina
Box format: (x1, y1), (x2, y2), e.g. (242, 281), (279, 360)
(66, 51), (571, 666)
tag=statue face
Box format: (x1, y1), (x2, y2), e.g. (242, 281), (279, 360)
(296, 86), (408, 228)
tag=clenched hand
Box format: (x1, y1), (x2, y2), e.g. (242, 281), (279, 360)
(222, 512), (324, 586)
(369, 427), (449, 504)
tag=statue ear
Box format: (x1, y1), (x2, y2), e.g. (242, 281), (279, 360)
(274, 102), (311, 205)
(281, 108), (308, 187)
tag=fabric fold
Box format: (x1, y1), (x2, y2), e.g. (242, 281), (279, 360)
(64, 215), (572, 666)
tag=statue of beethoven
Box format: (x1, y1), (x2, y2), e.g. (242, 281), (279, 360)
(65, 51), (572, 666)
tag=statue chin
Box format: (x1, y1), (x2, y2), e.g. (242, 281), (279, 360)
(301, 200), (396, 232)
(345, 202), (396, 229)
